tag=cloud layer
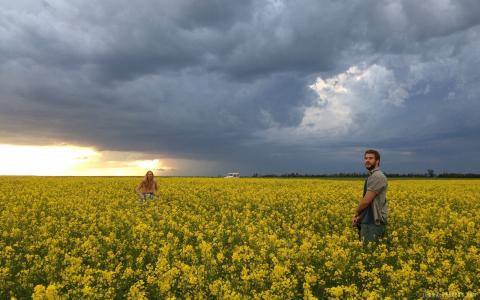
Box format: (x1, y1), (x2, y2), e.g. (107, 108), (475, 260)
(1, 0), (480, 174)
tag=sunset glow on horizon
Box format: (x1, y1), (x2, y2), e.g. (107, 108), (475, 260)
(0, 144), (173, 176)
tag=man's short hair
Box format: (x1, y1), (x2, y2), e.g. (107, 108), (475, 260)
(364, 149), (381, 161)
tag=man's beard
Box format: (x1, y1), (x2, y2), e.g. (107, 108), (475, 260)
(365, 163), (376, 171)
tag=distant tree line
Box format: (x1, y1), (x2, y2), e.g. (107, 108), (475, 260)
(251, 170), (480, 178)
(436, 173), (480, 178)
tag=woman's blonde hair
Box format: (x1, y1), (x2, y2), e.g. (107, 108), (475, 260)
(141, 170), (155, 189)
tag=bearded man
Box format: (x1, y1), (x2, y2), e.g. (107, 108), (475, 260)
(352, 149), (388, 245)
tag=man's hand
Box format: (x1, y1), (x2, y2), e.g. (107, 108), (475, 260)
(351, 215), (360, 226)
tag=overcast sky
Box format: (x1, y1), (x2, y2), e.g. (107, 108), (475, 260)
(1, 0), (479, 175)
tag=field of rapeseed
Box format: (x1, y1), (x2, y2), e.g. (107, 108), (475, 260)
(0, 177), (479, 299)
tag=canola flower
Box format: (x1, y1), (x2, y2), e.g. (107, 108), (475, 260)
(0, 177), (479, 299)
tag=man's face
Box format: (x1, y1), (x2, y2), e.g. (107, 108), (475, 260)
(364, 153), (379, 171)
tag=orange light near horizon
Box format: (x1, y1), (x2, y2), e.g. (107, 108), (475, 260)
(0, 144), (175, 176)
(135, 159), (160, 171)
(0, 144), (97, 175)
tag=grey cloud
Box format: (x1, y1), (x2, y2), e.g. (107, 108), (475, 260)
(174, 0), (254, 30)
(1, 0), (480, 174)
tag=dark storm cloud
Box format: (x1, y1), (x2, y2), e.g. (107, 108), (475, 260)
(1, 0), (480, 174)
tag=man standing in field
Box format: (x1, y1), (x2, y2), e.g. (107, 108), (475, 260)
(352, 149), (388, 245)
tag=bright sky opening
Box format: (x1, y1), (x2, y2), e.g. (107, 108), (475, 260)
(0, 144), (173, 176)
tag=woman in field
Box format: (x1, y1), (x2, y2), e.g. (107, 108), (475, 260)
(136, 170), (158, 200)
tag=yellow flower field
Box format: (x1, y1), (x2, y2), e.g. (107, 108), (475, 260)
(0, 177), (479, 299)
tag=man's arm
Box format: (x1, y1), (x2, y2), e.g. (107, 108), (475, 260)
(355, 191), (377, 216)
(352, 191), (377, 225)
